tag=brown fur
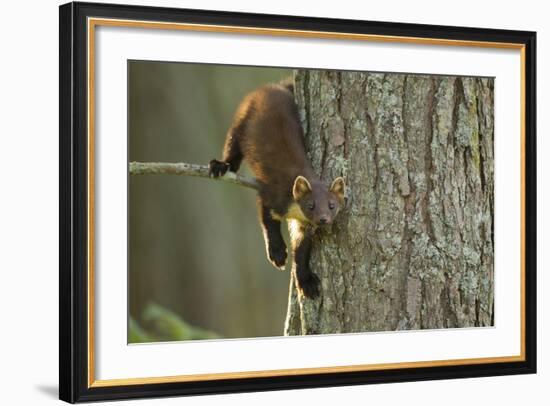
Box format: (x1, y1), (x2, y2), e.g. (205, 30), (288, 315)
(209, 79), (345, 298)
(237, 84), (313, 213)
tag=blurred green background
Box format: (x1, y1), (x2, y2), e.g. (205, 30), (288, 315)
(128, 61), (293, 343)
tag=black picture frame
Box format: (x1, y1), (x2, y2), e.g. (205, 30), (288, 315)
(59, 1), (537, 403)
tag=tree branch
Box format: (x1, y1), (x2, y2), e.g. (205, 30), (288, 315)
(129, 162), (261, 191)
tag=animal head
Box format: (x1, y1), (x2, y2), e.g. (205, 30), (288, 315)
(292, 175), (345, 226)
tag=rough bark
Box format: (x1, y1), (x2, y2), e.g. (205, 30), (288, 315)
(285, 70), (494, 335)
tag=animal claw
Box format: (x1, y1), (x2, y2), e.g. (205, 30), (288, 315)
(268, 246), (287, 270)
(298, 273), (320, 299)
(208, 159), (230, 178)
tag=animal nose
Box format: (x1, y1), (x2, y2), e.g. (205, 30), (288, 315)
(319, 217), (328, 224)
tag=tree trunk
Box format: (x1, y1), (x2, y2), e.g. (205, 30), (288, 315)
(285, 70), (494, 335)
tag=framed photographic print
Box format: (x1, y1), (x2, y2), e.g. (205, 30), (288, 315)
(59, 1), (537, 403)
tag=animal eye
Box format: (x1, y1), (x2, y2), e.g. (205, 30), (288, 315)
(308, 202), (315, 210)
(329, 202), (335, 210)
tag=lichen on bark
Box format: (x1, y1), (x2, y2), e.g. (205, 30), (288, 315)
(285, 70), (494, 335)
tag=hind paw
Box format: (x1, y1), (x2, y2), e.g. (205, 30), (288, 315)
(297, 272), (320, 299)
(209, 159), (230, 177)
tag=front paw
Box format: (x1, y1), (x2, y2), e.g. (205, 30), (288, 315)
(208, 159), (230, 178)
(268, 245), (287, 270)
(297, 272), (320, 299)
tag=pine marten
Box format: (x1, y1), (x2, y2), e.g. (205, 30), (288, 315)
(209, 79), (345, 299)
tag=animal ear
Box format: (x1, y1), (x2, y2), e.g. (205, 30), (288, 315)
(293, 176), (312, 200)
(330, 177), (346, 203)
